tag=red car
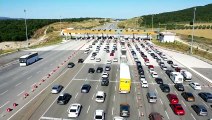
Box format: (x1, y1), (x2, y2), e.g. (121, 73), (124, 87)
(175, 67), (182, 72)
(144, 58), (149, 62)
(170, 104), (185, 115)
(148, 65), (154, 70)
(110, 52), (114, 56)
(167, 94), (179, 104)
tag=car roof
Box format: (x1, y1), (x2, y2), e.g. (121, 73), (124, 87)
(148, 92), (156, 96)
(97, 91), (104, 95)
(70, 103), (80, 109)
(53, 85), (60, 88)
(95, 110), (104, 115)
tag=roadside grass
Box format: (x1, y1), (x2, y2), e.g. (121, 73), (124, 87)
(0, 49), (17, 55)
(152, 39), (212, 61)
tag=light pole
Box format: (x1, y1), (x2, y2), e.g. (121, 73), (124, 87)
(60, 16), (61, 32)
(152, 14), (154, 31)
(24, 9), (29, 48)
(190, 8), (196, 54)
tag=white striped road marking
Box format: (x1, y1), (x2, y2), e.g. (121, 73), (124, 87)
(92, 94), (95, 100)
(15, 82), (22, 87)
(165, 111), (170, 119)
(17, 90), (25, 96)
(75, 92), (78, 99)
(155, 88), (158, 94)
(191, 113), (196, 120)
(113, 95), (115, 101)
(0, 90), (8, 95)
(87, 105), (90, 113)
(159, 98), (163, 105)
(27, 76), (32, 80)
(40, 116), (70, 120)
(182, 100), (186, 107)
(174, 90), (178, 96)
(112, 107), (114, 115)
(0, 101), (10, 108)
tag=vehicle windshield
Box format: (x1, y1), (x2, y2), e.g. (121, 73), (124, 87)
(121, 105), (129, 111)
(96, 96), (103, 98)
(19, 58), (27, 63)
(70, 109), (76, 112)
(95, 115), (102, 119)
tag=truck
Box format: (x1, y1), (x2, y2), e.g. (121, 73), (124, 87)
(180, 70), (192, 81)
(170, 72), (184, 84)
(119, 63), (131, 93)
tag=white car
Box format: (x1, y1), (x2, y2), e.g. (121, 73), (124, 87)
(95, 91), (106, 103)
(90, 56), (95, 60)
(151, 72), (158, 78)
(141, 80), (148, 88)
(84, 51), (89, 54)
(68, 103), (82, 118)
(145, 62), (150, 66)
(102, 72), (109, 78)
(161, 65), (168, 71)
(96, 58), (101, 62)
(113, 58), (118, 62)
(171, 64), (178, 68)
(106, 60), (112, 64)
(94, 110), (105, 120)
(189, 82), (201, 90)
(113, 116), (126, 120)
(149, 69), (154, 73)
(163, 57), (168, 61)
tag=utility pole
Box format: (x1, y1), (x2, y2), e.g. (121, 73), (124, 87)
(60, 16), (61, 32)
(24, 9), (29, 48)
(191, 8), (196, 54)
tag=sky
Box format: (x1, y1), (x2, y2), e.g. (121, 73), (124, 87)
(1, 0), (212, 19)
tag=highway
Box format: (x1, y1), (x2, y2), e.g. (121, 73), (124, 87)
(0, 23), (212, 120)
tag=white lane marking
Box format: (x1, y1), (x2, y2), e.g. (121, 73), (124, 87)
(37, 71), (41, 74)
(113, 95), (115, 101)
(203, 102), (209, 108)
(87, 105), (90, 113)
(174, 91), (178, 95)
(23, 71), (28, 75)
(17, 90), (25, 96)
(0, 101), (10, 108)
(136, 96), (138, 103)
(138, 109), (141, 117)
(92, 94), (95, 100)
(27, 76), (32, 80)
(191, 113), (196, 120)
(112, 107), (114, 115)
(155, 88), (158, 94)
(159, 98), (163, 105)
(181, 100), (186, 107)
(115, 86), (116, 91)
(165, 111), (170, 119)
(0, 90), (8, 95)
(15, 82), (23, 87)
(96, 84), (98, 89)
(135, 87), (136, 92)
(40, 117), (71, 120)
(75, 92), (78, 99)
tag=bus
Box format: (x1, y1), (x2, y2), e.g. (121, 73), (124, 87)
(19, 52), (39, 66)
(119, 63), (131, 93)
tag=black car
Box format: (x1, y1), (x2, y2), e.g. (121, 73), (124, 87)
(138, 70), (144, 75)
(78, 59), (84, 63)
(88, 68), (95, 73)
(167, 60), (173, 64)
(57, 93), (71, 105)
(191, 104), (208, 116)
(81, 84), (91, 93)
(160, 84), (170, 93)
(105, 66), (111, 71)
(198, 92), (212, 103)
(166, 70), (174, 77)
(159, 62), (165, 66)
(174, 83), (184, 91)
(101, 78), (109, 86)
(96, 67), (103, 73)
(136, 61), (141, 66)
(181, 92), (195, 102)
(155, 78), (163, 84)
(92, 52), (97, 56)
(67, 62), (75, 68)
(120, 103), (130, 117)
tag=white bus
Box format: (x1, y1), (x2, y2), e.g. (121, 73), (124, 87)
(19, 52), (39, 66)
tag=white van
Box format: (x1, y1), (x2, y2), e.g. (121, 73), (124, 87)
(180, 70), (192, 81)
(170, 72), (184, 84)
(95, 91), (106, 103)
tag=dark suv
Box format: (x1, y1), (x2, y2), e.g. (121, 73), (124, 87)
(155, 78), (163, 84)
(191, 104), (208, 116)
(120, 103), (130, 117)
(174, 83), (184, 91)
(160, 84), (170, 93)
(88, 68), (95, 73)
(149, 112), (163, 120)
(57, 93), (71, 105)
(198, 92), (212, 103)
(96, 67), (103, 73)
(78, 59), (84, 63)
(67, 62), (75, 68)
(101, 78), (109, 86)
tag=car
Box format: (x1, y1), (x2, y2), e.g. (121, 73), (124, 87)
(161, 65), (168, 70)
(149, 69), (154, 73)
(84, 50), (89, 54)
(51, 85), (63, 94)
(57, 93), (71, 105)
(113, 58), (118, 62)
(81, 84), (91, 93)
(155, 78), (163, 84)
(68, 103), (82, 118)
(189, 82), (201, 90)
(67, 62), (75, 68)
(171, 64), (178, 68)
(92, 52), (97, 56)
(106, 60), (112, 64)
(163, 57), (168, 61)
(120, 103), (130, 117)
(141, 80), (148, 88)
(95, 91), (106, 103)
(105, 66), (111, 71)
(151, 71), (158, 78)
(78, 59), (84, 63)
(181, 92), (195, 102)
(159, 62), (165, 66)
(174, 83), (184, 91)
(94, 110), (105, 120)
(167, 94), (179, 104)
(191, 104), (208, 116)
(160, 84), (170, 93)
(175, 67), (182, 72)
(96, 58), (101, 62)
(167, 60), (173, 64)
(96, 67), (103, 73)
(166, 69), (174, 77)
(110, 52), (114, 56)
(102, 72), (109, 78)
(101, 78), (109, 86)
(90, 56), (95, 60)
(106, 50), (110, 53)
(198, 92), (212, 103)
(170, 104), (185, 115)
(148, 65), (154, 70)
(88, 68), (95, 73)
(113, 116), (126, 120)
(149, 112), (163, 120)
